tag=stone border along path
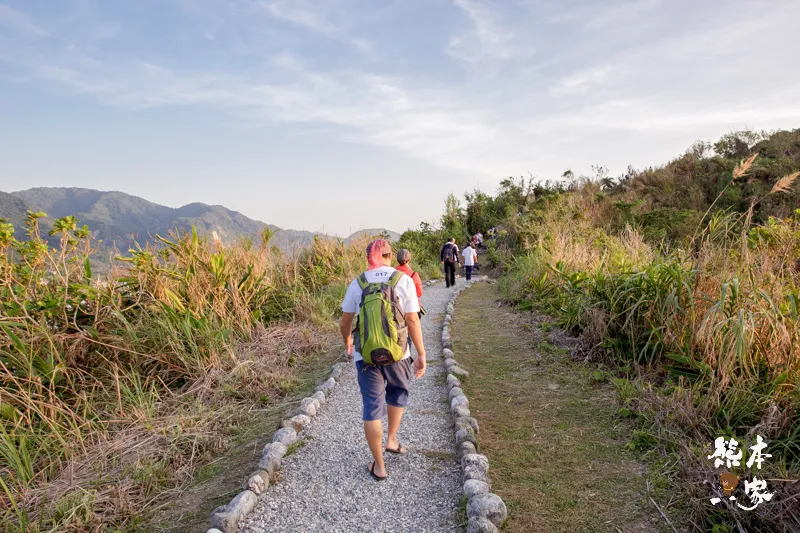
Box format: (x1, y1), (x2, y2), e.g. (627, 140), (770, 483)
(206, 278), (485, 533)
(442, 278), (508, 533)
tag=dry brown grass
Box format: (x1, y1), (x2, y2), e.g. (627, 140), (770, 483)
(770, 172), (799, 194)
(12, 321), (335, 532)
(732, 153), (758, 180)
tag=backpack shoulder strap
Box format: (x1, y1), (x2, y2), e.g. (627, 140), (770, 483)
(386, 271), (407, 327)
(387, 270), (404, 287)
(357, 273), (369, 289)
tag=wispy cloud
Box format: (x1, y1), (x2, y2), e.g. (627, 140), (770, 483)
(260, 0), (373, 53)
(0, 4), (48, 36)
(29, 50), (501, 173)
(542, 0), (661, 29)
(452, 0), (510, 48)
(446, 0), (520, 63)
(551, 64), (616, 95)
(583, 0), (661, 30)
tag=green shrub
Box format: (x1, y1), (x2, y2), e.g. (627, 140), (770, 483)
(637, 208), (703, 246)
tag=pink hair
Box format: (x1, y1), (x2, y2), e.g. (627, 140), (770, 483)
(366, 239), (391, 270)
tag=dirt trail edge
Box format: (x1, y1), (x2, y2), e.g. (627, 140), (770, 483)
(239, 282), (462, 533)
(451, 282), (672, 533)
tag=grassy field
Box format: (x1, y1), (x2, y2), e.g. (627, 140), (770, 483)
(452, 282), (670, 533)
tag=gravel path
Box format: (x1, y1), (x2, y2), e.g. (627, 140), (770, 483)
(240, 282), (462, 533)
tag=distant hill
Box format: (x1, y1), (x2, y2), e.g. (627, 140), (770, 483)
(345, 228), (401, 243)
(0, 192), (28, 227)
(0, 187), (398, 259)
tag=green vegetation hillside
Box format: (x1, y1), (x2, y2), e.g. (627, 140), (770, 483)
(0, 192), (28, 229)
(2, 188), (402, 265)
(398, 128), (800, 531)
(346, 228), (402, 243)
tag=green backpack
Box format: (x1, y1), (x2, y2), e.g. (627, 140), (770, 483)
(353, 271), (408, 365)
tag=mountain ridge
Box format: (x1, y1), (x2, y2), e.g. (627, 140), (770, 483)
(1, 187), (399, 252)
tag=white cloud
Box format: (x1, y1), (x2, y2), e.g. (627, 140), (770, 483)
(262, 1), (339, 35)
(260, 0), (373, 53)
(0, 4), (48, 36)
(453, 0), (509, 47)
(540, 0), (661, 29)
(583, 0), (661, 30)
(551, 64), (616, 95)
(446, 0), (520, 63)
(28, 52), (502, 174)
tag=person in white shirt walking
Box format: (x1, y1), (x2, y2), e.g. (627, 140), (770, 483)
(340, 239), (427, 481)
(461, 242), (478, 281)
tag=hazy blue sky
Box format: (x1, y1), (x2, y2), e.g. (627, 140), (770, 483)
(1, 0), (798, 235)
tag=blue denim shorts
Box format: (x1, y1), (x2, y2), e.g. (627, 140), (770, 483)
(355, 358), (413, 421)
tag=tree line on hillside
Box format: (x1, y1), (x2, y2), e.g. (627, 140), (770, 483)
(400, 128), (800, 269)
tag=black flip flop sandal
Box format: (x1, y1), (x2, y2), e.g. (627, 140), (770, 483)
(385, 444), (407, 455)
(369, 461), (387, 481)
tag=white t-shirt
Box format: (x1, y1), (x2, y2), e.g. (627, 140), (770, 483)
(462, 246), (477, 266)
(341, 266), (420, 362)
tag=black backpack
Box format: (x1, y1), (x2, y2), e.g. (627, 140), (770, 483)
(443, 243), (458, 263)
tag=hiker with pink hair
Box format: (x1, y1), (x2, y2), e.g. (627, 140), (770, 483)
(340, 239), (427, 480)
(365, 238), (390, 270)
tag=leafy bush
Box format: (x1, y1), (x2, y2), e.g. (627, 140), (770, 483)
(637, 207), (703, 246)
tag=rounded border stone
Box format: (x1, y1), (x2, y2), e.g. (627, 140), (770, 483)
(466, 516), (499, 533)
(272, 427), (297, 447)
(466, 493), (508, 527)
(444, 277), (508, 531)
(210, 346), (345, 531)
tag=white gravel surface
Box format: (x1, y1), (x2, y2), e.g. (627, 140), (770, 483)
(239, 282), (463, 533)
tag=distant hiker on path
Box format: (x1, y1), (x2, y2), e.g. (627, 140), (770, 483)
(340, 239), (427, 481)
(396, 248), (425, 318)
(462, 242), (478, 281)
(440, 238), (460, 288)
